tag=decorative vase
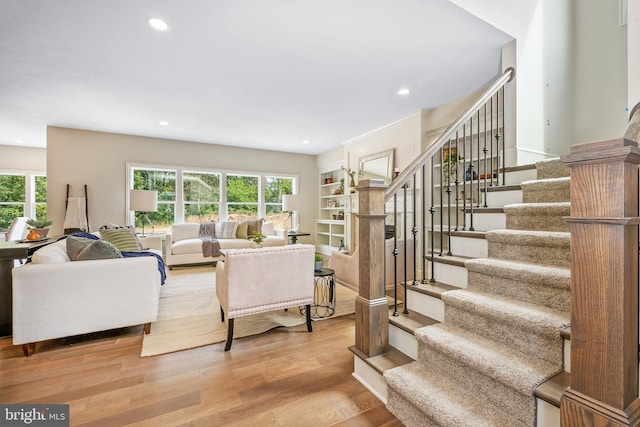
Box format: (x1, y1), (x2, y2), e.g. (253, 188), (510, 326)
(349, 177), (356, 194)
(33, 228), (49, 239)
(252, 241), (263, 249)
(314, 261), (323, 271)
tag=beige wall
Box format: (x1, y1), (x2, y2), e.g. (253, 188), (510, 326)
(47, 127), (318, 237)
(0, 145), (46, 172)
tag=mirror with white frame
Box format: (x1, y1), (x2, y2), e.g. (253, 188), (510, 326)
(359, 149), (395, 184)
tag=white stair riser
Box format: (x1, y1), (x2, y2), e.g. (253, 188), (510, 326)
(450, 236), (488, 258)
(353, 357), (387, 404)
(485, 189), (522, 208)
(433, 262), (468, 288)
(536, 399), (561, 427)
(405, 288), (445, 321)
(564, 338), (570, 373)
(389, 324), (418, 360)
(504, 168), (537, 185)
(467, 212), (506, 231)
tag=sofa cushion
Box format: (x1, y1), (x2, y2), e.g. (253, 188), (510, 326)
(67, 235), (95, 260)
(100, 228), (142, 252)
(247, 218), (264, 237)
(172, 223), (201, 242)
(262, 221), (275, 236)
(217, 221), (238, 239)
(236, 221), (249, 239)
(75, 239), (123, 261)
(172, 239), (205, 255)
(31, 239), (71, 264)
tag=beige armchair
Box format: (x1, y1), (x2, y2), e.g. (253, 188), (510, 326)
(328, 238), (415, 292)
(216, 244), (315, 351)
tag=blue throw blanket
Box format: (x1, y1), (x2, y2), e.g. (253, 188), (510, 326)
(63, 232), (167, 285)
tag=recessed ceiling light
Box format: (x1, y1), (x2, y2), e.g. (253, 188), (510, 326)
(397, 88), (410, 96)
(303, 140), (309, 144)
(149, 18), (169, 32)
(15, 139), (24, 144)
(159, 121), (169, 126)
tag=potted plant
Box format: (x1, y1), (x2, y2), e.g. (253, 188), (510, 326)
(314, 255), (323, 271)
(250, 231), (266, 248)
(26, 218), (53, 239)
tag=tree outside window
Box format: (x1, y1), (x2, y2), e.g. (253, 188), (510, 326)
(0, 174), (25, 229)
(265, 176), (293, 229)
(184, 171), (220, 223)
(226, 174), (258, 221)
(34, 175), (47, 222)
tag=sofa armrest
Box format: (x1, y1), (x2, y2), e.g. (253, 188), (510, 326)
(328, 249), (358, 291)
(274, 228), (286, 239)
(165, 233), (174, 253)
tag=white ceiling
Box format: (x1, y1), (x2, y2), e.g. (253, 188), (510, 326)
(0, 0), (512, 155)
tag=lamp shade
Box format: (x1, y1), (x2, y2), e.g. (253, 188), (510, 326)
(130, 189), (158, 212)
(282, 194), (300, 212)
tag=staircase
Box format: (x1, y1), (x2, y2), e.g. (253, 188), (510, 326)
(379, 159), (572, 426)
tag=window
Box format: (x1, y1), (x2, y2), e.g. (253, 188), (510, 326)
(0, 173), (46, 230)
(132, 168), (176, 233)
(128, 164), (296, 231)
(265, 176), (293, 229)
(226, 174), (259, 221)
(184, 171), (220, 223)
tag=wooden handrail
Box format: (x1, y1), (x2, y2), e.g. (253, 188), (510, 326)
(385, 67), (514, 201)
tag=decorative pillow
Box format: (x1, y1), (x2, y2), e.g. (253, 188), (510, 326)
(67, 236), (96, 260)
(217, 221), (238, 239)
(75, 240), (122, 261)
(262, 221), (275, 236)
(100, 228), (142, 252)
(247, 218), (264, 237)
(236, 221), (249, 239)
(31, 239), (71, 264)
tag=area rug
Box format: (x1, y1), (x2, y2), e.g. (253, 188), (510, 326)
(140, 266), (361, 356)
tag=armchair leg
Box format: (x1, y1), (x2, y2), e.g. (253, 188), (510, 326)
(224, 318), (234, 351)
(220, 306), (225, 322)
(143, 323), (151, 334)
(305, 304), (312, 332)
(22, 343), (36, 357)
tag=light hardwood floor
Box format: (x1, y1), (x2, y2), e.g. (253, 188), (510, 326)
(0, 314), (401, 426)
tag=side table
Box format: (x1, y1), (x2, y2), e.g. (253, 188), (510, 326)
(300, 267), (336, 319)
(287, 231), (310, 245)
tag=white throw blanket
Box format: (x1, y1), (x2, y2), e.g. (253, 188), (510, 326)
(63, 197), (88, 230)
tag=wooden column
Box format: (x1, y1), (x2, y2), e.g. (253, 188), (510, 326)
(355, 179), (388, 357)
(560, 135), (640, 426)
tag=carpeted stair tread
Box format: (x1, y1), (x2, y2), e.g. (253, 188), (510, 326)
(465, 258), (570, 290)
(503, 202), (570, 216)
(385, 361), (528, 427)
(535, 159), (570, 179)
(521, 177), (570, 203)
(486, 229), (570, 248)
(464, 257), (571, 312)
(486, 228), (571, 268)
(443, 289), (569, 335)
(415, 322), (561, 396)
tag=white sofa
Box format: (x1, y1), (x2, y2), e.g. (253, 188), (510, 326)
(216, 244), (315, 350)
(166, 221), (285, 269)
(12, 237), (163, 356)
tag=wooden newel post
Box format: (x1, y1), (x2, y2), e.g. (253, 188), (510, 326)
(355, 178), (389, 357)
(560, 106), (640, 426)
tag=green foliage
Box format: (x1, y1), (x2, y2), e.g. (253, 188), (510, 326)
(250, 231), (265, 244)
(26, 218), (53, 228)
(314, 255), (323, 262)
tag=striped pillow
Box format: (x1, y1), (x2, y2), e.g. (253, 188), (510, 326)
(100, 228), (142, 252)
(217, 221), (239, 239)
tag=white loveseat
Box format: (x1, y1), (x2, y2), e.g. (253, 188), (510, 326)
(12, 236), (163, 356)
(166, 220), (285, 269)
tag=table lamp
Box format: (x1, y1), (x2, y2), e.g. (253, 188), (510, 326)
(130, 189), (158, 237)
(282, 194), (300, 234)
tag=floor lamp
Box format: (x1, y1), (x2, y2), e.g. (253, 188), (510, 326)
(130, 189), (158, 237)
(282, 194), (300, 234)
